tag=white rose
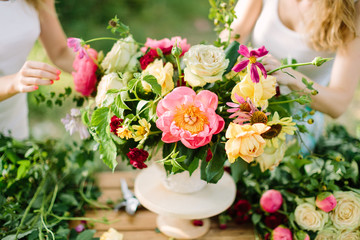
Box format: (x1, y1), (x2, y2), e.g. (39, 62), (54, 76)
(141, 59), (174, 96)
(256, 139), (286, 172)
(314, 227), (339, 240)
(95, 72), (130, 107)
(100, 228), (123, 240)
(101, 35), (141, 73)
(338, 230), (360, 240)
(331, 191), (360, 230)
(295, 203), (329, 231)
(183, 44), (229, 87)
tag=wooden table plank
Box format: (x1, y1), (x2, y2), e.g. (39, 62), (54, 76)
(70, 171), (255, 239)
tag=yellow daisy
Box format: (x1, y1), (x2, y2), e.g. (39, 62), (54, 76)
(132, 118), (151, 142)
(261, 112), (296, 148)
(117, 126), (133, 140)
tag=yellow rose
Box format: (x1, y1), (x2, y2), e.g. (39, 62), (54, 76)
(256, 139), (286, 172)
(331, 191), (360, 230)
(141, 59), (174, 96)
(100, 228), (123, 240)
(225, 123), (270, 163)
(231, 73), (276, 109)
(294, 203), (329, 231)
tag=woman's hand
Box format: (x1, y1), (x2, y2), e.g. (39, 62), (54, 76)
(12, 61), (61, 93)
(262, 55), (296, 87)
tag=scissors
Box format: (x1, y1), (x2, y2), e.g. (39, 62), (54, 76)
(113, 178), (140, 215)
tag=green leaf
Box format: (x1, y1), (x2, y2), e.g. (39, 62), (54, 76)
(230, 160), (248, 183)
(251, 213), (261, 225)
(76, 229), (96, 240)
(59, 193), (79, 207)
(91, 107), (109, 127)
(16, 160), (30, 180)
(142, 75), (161, 95)
(106, 89), (121, 94)
(128, 78), (138, 90)
(115, 94), (130, 110)
(202, 142), (227, 183)
(136, 100), (149, 115)
(99, 139), (118, 170)
(224, 41), (240, 74)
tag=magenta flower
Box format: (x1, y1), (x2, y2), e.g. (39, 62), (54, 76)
(67, 38), (89, 59)
(156, 87), (225, 149)
(232, 45), (269, 83)
(315, 192), (337, 212)
(260, 190), (283, 213)
(72, 48), (98, 96)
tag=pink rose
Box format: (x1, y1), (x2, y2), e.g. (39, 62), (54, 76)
(72, 48), (98, 96)
(315, 192), (337, 212)
(260, 190), (283, 213)
(272, 226), (293, 240)
(141, 36), (190, 56)
(156, 87), (224, 149)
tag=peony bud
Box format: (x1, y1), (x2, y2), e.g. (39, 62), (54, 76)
(260, 190), (283, 213)
(311, 57), (332, 67)
(315, 192), (337, 212)
(272, 226), (293, 240)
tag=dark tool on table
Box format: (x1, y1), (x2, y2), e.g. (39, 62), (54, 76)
(114, 178), (140, 215)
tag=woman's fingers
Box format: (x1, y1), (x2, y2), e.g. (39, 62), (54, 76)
(21, 68), (59, 80)
(22, 77), (54, 86)
(18, 85), (38, 93)
(25, 61), (60, 75)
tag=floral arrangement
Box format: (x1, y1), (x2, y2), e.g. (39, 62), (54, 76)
(220, 124), (360, 239)
(63, 3), (330, 184)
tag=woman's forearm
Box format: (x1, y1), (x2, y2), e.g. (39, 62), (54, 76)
(0, 74), (17, 101)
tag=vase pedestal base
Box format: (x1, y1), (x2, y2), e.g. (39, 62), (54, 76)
(157, 215), (210, 239)
(134, 164), (236, 239)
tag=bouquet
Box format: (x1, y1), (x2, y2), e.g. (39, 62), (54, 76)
(63, 4), (330, 184)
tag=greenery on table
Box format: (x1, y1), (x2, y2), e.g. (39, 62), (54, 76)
(227, 124), (360, 238)
(0, 134), (101, 240)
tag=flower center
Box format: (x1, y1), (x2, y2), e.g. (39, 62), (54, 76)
(261, 124), (282, 139)
(173, 105), (208, 134)
(251, 111), (268, 124)
(240, 102), (251, 112)
(249, 56), (257, 64)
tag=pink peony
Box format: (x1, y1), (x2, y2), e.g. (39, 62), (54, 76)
(156, 87), (224, 149)
(272, 226), (293, 240)
(315, 192), (337, 212)
(141, 36), (190, 56)
(260, 190), (283, 213)
(72, 48), (98, 96)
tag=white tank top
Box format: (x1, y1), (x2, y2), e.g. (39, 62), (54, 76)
(248, 0), (336, 151)
(0, 0), (40, 140)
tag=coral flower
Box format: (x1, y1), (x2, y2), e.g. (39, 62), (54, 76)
(72, 48), (98, 96)
(156, 87), (224, 149)
(232, 45), (269, 83)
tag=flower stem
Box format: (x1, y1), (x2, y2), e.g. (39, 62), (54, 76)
(269, 99), (298, 105)
(267, 62), (312, 75)
(85, 37), (119, 43)
(16, 177), (46, 239)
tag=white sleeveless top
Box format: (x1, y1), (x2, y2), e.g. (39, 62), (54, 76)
(0, 1), (40, 140)
(247, 0), (336, 150)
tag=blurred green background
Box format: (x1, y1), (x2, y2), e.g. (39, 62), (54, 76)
(28, 0), (216, 141)
(28, 0), (360, 143)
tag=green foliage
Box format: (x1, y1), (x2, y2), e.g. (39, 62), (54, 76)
(0, 134), (101, 239)
(228, 124), (360, 237)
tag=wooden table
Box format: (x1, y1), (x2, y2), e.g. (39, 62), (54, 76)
(69, 171), (255, 240)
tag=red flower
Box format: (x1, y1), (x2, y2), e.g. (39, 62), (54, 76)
(126, 148), (149, 169)
(192, 220), (204, 227)
(110, 115), (123, 133)
(206, 148), (213, 162)
(234, 212), (250, 224)
(264, 212), (287, 229)
(140, 49), (159, 70)
(234, 199), (251, 215)
(264, 233), (270, 240)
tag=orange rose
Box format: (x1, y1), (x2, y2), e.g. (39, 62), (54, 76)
(225, 123), (270, 163)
